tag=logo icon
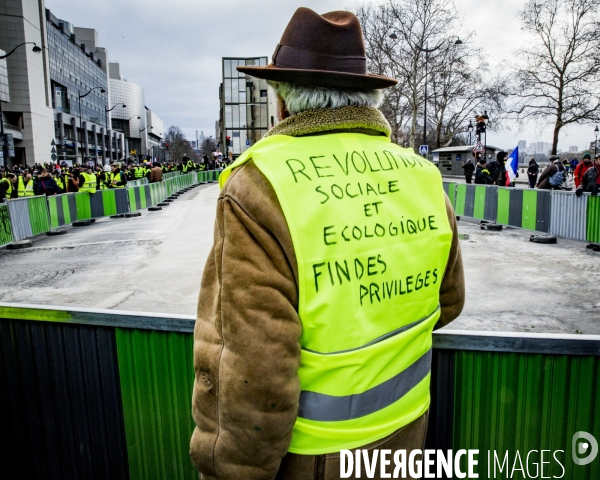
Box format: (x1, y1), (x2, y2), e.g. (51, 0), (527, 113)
(572, 431), (598, 466)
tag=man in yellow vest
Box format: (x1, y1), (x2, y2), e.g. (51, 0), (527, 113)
(17, 173), (35, 197)
(0, 173), (17, 199)
(78, 166), (97, 193)
(109, 163), (127, 188)
(190, 8), (464, 480)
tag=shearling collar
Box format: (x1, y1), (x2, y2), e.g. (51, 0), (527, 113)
(265, 106), (391, 138)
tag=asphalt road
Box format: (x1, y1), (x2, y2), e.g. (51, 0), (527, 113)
(2, 183), (599, 334)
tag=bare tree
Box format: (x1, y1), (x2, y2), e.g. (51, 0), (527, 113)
(357, 0), (506, 151)
(165, 126), (194, 164)
(509, 0), (600, 154)
(202, 137), (217, 155)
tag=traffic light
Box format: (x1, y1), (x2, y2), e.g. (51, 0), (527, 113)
(165, 143), (169, 150)
(226, 136), (231, 146)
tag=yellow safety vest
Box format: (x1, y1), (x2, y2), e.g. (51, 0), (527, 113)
(17, 176), (35, 196)
(0, 178), (12, 198)
(134, 166), (144, 179)
(79, 172), (97, 193)
(110, 171), (125, 188)
(55, 175), (65, 192)
(221, 134), (453, 454)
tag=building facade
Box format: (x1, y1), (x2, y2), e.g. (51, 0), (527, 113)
(46, 10), (125, 164)
(145, 108), (165, 162)
(1, 0), (165, 167)
(109, 62), (146, 160)
(0, 0), (54, 167)
(219, 57), (274, 157)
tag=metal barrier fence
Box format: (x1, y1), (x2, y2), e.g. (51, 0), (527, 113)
(127, 178), (149, 188)
(163, 171), (182, 180)
(129, 173), (199, 212)
(128, 184), (152, 212)
(1, 172), (211, 248)
(444, 182), (596, 241)
(197, 169), (222, 184)
(47, 193), (77, 228)
(149, 181), (167, 205)
(0, 302), (597, 479)
(586, 196), (600, 243)
(5, 196), (51, 241)
(550, 191), (588, 241)
(0, 204), (13, 247)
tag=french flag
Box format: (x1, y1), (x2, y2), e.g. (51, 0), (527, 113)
(506, 146), (519, 185)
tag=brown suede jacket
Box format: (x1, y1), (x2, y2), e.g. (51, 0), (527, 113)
(190, 106), (465, 480)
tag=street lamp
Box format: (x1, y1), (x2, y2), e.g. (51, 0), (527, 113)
(104, 103), (126, 130)
(0, 42), (41, 167)
(595, 125), (599, 157)
(467, 120), (474, 145)
(390, 35), (462, 153)
(78, 86), (105, 162)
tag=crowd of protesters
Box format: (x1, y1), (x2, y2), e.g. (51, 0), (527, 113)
(0, 153), (230, 200)
(462, 151), (600, 195)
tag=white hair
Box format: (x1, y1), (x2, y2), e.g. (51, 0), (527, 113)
(267, 81), (382, 116)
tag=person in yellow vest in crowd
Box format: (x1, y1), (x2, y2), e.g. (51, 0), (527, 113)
(134, 163), (145, 179)
(109, 163), (127, 188)
(78, 166), (97, 193)
(54, 171), (66, 193)
(17, 173), (35, 197)
(143, 162), (152, 179)
(190, 8), (465, 480)
(101, 165), (112, 189)
(94, 166), (105, 190)
(181, 156), (190, 173)
(0, 173), (17, 199)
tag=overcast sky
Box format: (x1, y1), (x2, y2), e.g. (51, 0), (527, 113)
(46, 0), (596, 152)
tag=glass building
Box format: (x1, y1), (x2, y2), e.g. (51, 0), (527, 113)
(45, 9), (125, 164)
(220, 57), (272, 157)
(46, 19), (107, 127)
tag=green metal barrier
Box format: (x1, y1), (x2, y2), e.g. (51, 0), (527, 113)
(6, 196), (51, 241)
(443, 181), (457, 209)
(587, 196), (600, 243)
(433, 330), (600, 480)
(472, 185), (486, 220)
(90, 189), (129, 218)
(74, 192), (93, 220)
(455, 184), (466, 216)
(496, 188), (511, 225)
(0, 204), (14, 247)
(1, 173), (201, 247)
(163, 171), (182, 180)
(1, 303), (598, 479)
(128, 185), (151, 212)
(521, 189), (538, 230)
(47, 193), (77, 228)
(116, 328), (196, 480)
(149, 182), (167, 205)
(127, 178), (149, 188)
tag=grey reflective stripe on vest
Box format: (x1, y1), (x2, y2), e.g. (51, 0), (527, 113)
(298, 348), (432, 421)
(302, 305), (440, 356)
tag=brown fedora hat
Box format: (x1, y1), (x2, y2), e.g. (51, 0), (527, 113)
(237, 7), (397, 89)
